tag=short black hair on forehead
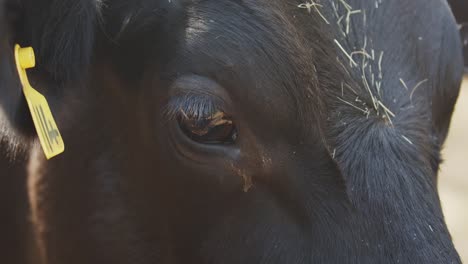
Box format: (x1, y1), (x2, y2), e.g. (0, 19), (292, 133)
(95, 0), (188, 81)
(96, 0), (332, 129)
(175, 0), (332, 127)
(99, 0), (174, 39)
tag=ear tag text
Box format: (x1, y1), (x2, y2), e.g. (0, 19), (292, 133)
(14, 44), (65, 159)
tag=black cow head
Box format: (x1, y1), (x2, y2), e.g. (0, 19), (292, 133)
(0, 0), (464, 263)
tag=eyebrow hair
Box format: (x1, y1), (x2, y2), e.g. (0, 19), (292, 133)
(162, 93), (228, 122)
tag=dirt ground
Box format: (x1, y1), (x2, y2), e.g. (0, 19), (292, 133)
(439, 76), (468, 262)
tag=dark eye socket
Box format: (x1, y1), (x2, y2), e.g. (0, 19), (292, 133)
(177, 110), (238, 144)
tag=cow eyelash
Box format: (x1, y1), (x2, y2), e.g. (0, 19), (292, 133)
(163, 94), (227, 122)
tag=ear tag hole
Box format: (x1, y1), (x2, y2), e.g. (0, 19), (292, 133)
(14, 44), (65, 159)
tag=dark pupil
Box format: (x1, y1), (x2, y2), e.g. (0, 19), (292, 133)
(178, 111), (237, 144)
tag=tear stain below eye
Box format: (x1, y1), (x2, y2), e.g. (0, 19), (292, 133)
(240, 171), (253, 193)
(230, 164), (253, 193)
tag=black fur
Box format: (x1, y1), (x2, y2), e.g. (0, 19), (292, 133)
(0, 138), (38, 264)
(0, 0), (97, 137)
(20, 0), (97, 83)
(448, 0), (468, 24)
(448, 0), (468, 68)
(0, 0), (464, 263)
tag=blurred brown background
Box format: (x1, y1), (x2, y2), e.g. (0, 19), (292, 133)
(440, 76), (468, 262)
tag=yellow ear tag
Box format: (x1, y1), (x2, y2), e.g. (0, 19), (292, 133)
(14, 44), (65, 159)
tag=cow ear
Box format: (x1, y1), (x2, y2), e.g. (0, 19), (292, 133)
(21, 0), (98, 83)
(0, 0), (98, 144)
(0, 0), (33, 140)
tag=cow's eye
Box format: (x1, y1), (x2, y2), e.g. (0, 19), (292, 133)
(177, 111), (238, 144)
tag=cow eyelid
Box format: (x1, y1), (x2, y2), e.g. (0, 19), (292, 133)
(163, 94), (227, 122)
